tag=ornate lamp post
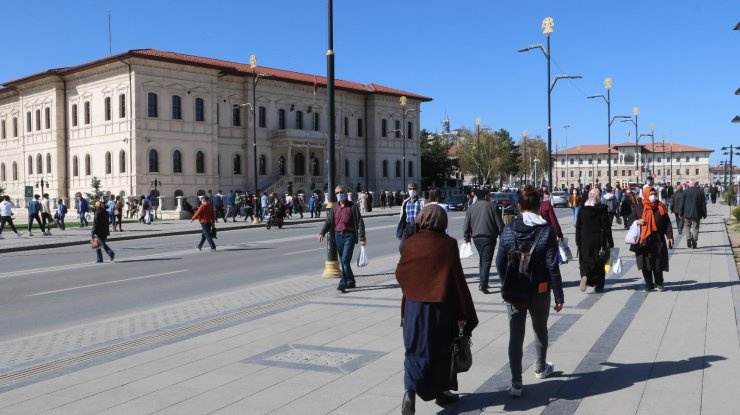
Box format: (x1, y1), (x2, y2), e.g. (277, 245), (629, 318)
(621, 106), (640, 183)
(322, 0), (340, 277)
(722, 145), (740, 208)
(563, 125), (570, 188)
(518, 17), (581, 188)
(588, 77), (631, 186)
(398, 96), (416, 188)
(150, 178), (161, 219)
(35, 178), (49, 195)
(249, 55), (270, 224)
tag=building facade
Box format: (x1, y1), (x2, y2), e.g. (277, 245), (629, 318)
(552, 142), (713, 189)
(0, 49), (431, 207)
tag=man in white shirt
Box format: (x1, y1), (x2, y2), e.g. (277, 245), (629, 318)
(41, 193), (54, 235)
(0, 196), (24, 238)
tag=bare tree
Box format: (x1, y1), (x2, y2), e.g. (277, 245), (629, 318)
(457, 127), (512, 187)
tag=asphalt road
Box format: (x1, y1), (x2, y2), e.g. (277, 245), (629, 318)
(0, 206), (573, 343)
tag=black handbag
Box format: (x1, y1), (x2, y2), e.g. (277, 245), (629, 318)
(450, 323), (473, 379)
(597, 228), (610, 265)
(210, 224), (218, 239)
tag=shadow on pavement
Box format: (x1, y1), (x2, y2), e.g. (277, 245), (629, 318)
(443, 355), (726, 413)
(116, 258), (182, 263)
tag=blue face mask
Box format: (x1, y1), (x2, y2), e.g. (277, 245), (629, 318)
(336, 193), (346, 202)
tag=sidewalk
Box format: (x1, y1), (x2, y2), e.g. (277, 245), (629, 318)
(0, 203), (738, 414)
(0, 207), (400, 254)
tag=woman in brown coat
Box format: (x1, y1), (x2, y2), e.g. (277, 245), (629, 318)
(395, 204), (478, 414)
(628, 187), (674, 292)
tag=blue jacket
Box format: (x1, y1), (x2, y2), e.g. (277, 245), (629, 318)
(79, 198), (89, 213)
(27, 199), (40, 214)
(495, 216), (565, 304)
(226, 192), (235, 206)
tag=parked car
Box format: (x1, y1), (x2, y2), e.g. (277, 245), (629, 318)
(446, 195), (467, 211)
(490, 192), (519, 215)
(551, 191), (568, 207)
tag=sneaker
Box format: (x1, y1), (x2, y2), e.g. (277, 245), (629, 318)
(508, 383), (523, 398)
(46, 231), (52, 236)
(656, 285), (665, 292)
(28, 233), (34, 237)
(16, 232), (24, 237)
(643, 286), (655, 293)
(579, 276), (588, 292)
(535, 362), (554, 379)
(109, 252), (115, 262)
(194, 245), (201, 251)
(210, 248), (217, 252)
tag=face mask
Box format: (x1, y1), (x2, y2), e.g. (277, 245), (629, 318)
(336, 193), (346, 202)
(408, 190), (417, 198)
(573, 190), (577, 195)
(649, 195), (657, 203)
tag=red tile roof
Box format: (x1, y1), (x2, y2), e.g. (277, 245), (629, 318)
(1, 49), (432, 102)
(554, 141), (713, 155)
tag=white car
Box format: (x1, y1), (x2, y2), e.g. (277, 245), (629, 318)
(551, 191), (568, 207)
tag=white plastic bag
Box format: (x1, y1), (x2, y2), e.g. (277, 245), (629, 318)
(357, 245), (369, 267)
(559, 238), (574, 261)
(459, 242), (474, 259)
(625, 222), (640, 245)
(613, 256), (622, 274)
(558, 244), (569, 264)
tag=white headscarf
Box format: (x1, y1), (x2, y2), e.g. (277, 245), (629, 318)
(584, 188), (601, 206)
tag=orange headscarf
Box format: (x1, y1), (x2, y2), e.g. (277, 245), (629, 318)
(639, 186), (667, 244)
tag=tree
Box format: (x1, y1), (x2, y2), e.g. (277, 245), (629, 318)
(517, 135), (549, 186)
(457, 126), (515, 187)
(420, 129), (455, 187)
(85, 176), (104, 210)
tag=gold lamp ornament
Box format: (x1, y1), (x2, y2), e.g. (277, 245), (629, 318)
(604, 77), (613, 90)
(249, 54), (257, 69)
(399, 95), (407, 107)
(542, 17), (554, 35)
(633, 106), (640, 116)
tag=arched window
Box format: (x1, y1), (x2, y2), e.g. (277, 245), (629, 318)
(278, 109), (286, 129)
(119, 94), (126, 118)
(104, 97), (111, 121)
(295, 111), (303, 129)
(278, 156), (285, 176)
(311, 157), (319, 176)
(196, 151), (205, 173)
(358, 160), (364, 178)
(45, 107), (51, 129)
(12, 162), (18, 180)
(71, 104), (78, 126)
(46, 153), (52, 174)
(172, 95), (182, 120)
(344, 159), (349, 177)
(395, 160), (401, 178)
(233, 154), (241, 175)
(0, 163), (5, 181)
(84, 101), (91, 124)
(195, 98), (205, 122)
(85, 154), (92, 175)
(36, 154), (43, 174)
(119, 150), (126, 173)
(259, 155), (266, 175)
(148, 149), (159, 172)
(382, 160), (388, 177)
(72, 156), (79, 176)
(27, 155), (33, 174)
(105, 152), (112, 174)
(294, 153), (305, 175)
(408, 161), (414, 177)
(148, 93), (158, 117)
(35, 109), (41, 130)
(172, 150), (182, 173)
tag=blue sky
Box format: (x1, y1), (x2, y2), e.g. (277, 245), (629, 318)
(2, 0), (738, 165)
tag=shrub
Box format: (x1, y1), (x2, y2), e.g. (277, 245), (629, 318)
(733, 206), (740, 222)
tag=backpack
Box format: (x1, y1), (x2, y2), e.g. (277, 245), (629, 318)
(501, 226), (547, 308)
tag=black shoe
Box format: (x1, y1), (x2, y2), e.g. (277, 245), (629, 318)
(337, 285), (346, 294)
(401, 391), (416, 415)
(346, 281), (356, 289)
(435, 391), (460, 407)
(110, 252), (115, 262)
(692, 240), (697, 249)
(687, 239), (692, 248)
(479, 286), (490, 294)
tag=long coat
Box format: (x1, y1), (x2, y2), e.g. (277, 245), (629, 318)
(576, 205), (614, 280)
(628, 204), (673, 272)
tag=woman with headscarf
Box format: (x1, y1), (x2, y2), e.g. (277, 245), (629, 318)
(628, 187), (674, 292)
(91, 201), (115, 263)
(575, 188), (614, 293)
(396, 204), (478, 414)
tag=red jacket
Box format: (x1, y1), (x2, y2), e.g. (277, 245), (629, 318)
(539, 200), (563, 239)
(192, 201), (215, 224)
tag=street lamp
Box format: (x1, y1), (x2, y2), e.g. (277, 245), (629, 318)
(722, 145), (740, 208)
(639, 127), (655, 181)
(563, 125), (570, 188)
(35, 178), (49, 195)
(474, 117), (492, 186)
(587, 77), (631, 186)
(518, 17), (581, 189)
(621, 106), (640, 183)
(533, 156), (541, 186)
(323, 0), (340, 278)
(150, 178), (161, 220)
(398, 96), (416, 189)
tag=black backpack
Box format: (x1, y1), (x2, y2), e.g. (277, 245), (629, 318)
(501, 226), (546, 308)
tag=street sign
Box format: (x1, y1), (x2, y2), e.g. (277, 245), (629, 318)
(24, 186), (33, 198)
(662, 175), (666, 182)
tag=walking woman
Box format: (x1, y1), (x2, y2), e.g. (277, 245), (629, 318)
(191, 196), (216, 252)
(91, 201), (115, 263)
(671, 184), (684, 235)
(396, 204), (478, 414)
(568, 188), (582, 225)
(629, 187), (674, 292)
(619, 190), (636, 230)
(576, 188), (614, 293)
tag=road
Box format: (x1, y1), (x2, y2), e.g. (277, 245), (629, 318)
(0, 206), (574, 343)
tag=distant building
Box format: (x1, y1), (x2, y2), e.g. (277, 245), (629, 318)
(710, 165), (740, 186)
(0, 49), (431, 206)
(553, 141), (713, 189)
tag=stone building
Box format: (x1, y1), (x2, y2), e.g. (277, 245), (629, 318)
(552, 141), (713, 189)
(0, 49), (431, 207)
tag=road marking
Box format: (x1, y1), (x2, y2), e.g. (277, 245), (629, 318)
(282, 247), (326, 256)
(28, 269), (189, 296)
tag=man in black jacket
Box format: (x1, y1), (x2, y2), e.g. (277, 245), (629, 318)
(318, 185), (367, 293)
(679, 180), (707, 249)
(463, 189), (500, 294)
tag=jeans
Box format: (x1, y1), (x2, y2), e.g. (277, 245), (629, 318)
(334, 232), (356, 289)
(0, 216), (19, 234)
(473, 237), (496, 288)
(28, 213), (44, 233)
(79, 211), (88, 227)
(642, 269), (664, 289)
(507, 291), (551, 384)
(198, 223), (216, 250)
(571, 206), (580, 225)
(109, 212), (116, 228)
(95, 238), (114, 262)
(675, 214), (683, 233)
(55, 215), (66, 230)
